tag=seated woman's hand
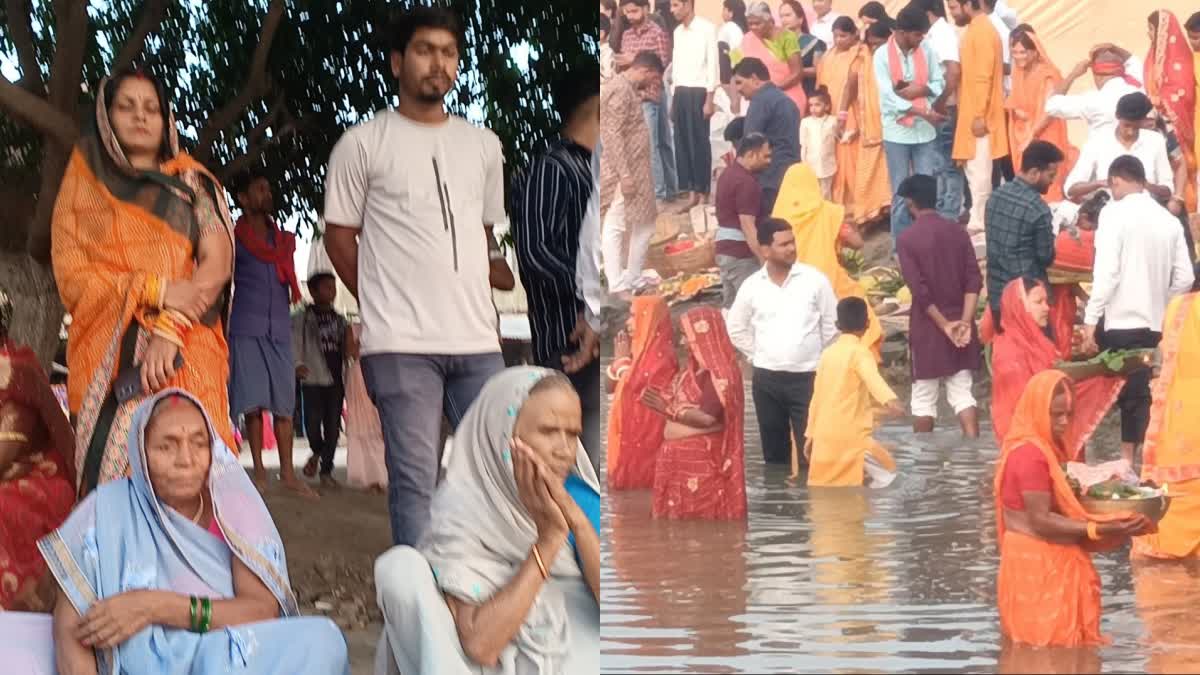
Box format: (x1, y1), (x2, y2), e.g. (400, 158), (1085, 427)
(163, 279), (208, 323)
(512, 438), (568, 545)
(140, 335), (181, 394)
(77, 589), (159, 649)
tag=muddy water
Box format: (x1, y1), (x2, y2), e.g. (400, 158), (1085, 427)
(600, 377), (1200, 673)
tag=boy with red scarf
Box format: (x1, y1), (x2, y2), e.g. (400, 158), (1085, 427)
(228, 171), (315, 498)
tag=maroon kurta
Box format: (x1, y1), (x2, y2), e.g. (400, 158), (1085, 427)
(896, 212), (983, 381)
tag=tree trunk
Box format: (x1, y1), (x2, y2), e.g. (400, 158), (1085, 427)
(0, 250), (64, 371)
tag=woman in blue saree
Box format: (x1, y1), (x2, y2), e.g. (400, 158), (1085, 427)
(36, 389), (349, 674)
(374, 367), (600, 674)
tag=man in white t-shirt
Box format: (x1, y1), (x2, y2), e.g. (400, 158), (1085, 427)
(323, 6), (505, 547)
(810, 0), (843, 48)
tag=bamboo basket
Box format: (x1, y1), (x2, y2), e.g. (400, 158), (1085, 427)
(665, 236), (716, 276)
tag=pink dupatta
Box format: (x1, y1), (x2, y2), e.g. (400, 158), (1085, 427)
(741, 31), (807, 113)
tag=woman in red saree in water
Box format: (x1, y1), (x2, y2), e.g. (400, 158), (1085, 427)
(606, 295), (678, 490)
(989, 278), (1123, 460)
(645, 307), (746, 520)
(0, 319), (76, 610)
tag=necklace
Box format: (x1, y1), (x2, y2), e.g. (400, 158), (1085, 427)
(190, 492), (205, 525)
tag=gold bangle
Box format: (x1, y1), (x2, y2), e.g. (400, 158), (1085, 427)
(1086, 521), (1101, 541)
(164, 308), (193, 330)
(157, 279), (168, 310)
(531, 544), (549, 580)
(144, 276), (162, 309)
(0, 431), (28, 443)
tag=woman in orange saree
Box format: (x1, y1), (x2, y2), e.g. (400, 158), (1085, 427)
(773, 163), (883, 357)
(606, 295), (678, 490)
(1146, 10), (1197, 211)
(851, 22), (894, 225)
(1006, 27), (1078, 202)
(647, 307), (746, 520)
(989, 278), (1123, 458)
(0, 303), (76, 611)
(1133, 292), (1200, 559)
(51, 70), (235, 494)
(994, 370), (1151, 648)
(817, 16), (870, 220)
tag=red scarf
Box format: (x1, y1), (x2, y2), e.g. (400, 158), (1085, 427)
(887, 36), (928, 127)
(234, 215), (301, 304)
(1091, 61), (1142, 88)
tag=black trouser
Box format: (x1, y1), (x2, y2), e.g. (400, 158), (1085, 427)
(751, 368), (815, 465)
(1097, 325), (1162, 445)
(538, 351), (601, 475)
(302, 383), (345, 475)
(671, 86), (712, 194)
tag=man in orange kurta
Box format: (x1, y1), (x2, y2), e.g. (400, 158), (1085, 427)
(798, 297), (904, 487)
(948, 0), (1009, 236)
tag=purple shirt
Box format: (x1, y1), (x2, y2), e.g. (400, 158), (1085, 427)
(896, 212), (983, 381)
(228, 240), (292, 341)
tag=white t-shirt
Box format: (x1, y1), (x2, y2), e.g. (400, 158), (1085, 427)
(718, 21), (744, 51)
(924, 17), (960, 105)
(324, 111), (506, 356)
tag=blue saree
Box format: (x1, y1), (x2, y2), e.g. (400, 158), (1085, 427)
(37, 389), (349, 674)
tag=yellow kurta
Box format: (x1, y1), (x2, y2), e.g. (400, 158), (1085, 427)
(805, 334), (898, 487)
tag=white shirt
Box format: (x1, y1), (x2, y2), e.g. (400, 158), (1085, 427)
(810, 12), (844, 50)
(800, 115), (838, 179)
(673, 16), (720, 91)
(1044, 64), (1145, 137)
(727, 264), (839, 373)
(578, 148), (605, 332)
(718, 21), (744, 51)
(992, 0), (1019, 30)
(925, 17), (960, 65)
(1063, 128), (1174, 197)
(1084, 191), (1194, 329)
(987, 12), (1011, 94)
(324, 111), (505, 356)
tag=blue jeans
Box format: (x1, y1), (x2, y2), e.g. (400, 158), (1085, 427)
(362, 352), (505, 546)
(935, 106), (964, 221)
(883, 139), (944, 245)
(642, 87), (678, 200)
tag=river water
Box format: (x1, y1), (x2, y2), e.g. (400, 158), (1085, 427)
(600, 375), (1200, 673)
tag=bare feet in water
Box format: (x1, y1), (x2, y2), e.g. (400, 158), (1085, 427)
(253, 469), (270, 494)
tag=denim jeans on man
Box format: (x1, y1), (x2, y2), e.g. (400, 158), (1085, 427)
(642, 85), (679, 200)
(883, 139), (944, 244)
(361, 352), (505, 547)
(936, 107), (964, 220)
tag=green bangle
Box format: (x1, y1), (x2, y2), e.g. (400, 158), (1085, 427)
(189, 596), (198, 632)
(199, 597), (212, 634)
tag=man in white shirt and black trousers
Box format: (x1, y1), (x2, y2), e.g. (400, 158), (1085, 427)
(510, 65), (602, 468)
(1081, 155), (1195, 465)
(728, 218), (839, 466)
(669, 0), (720, 213)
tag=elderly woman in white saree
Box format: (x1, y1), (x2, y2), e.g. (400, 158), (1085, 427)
(374, 367), (601, 674)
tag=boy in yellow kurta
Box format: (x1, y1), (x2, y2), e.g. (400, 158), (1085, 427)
(797, 297), (905, 487)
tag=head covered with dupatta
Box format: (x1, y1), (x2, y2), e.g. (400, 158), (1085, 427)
(38, 389), (297, 673)
(420, 367), (600, 672)
(678, 306), (744, 470)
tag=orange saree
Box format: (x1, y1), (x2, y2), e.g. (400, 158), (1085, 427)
(818, 43), (867, 215)
(994, 370), (1132, 648)
(773, 163), (883, 357)
(1146, 10), (1197, 211)
(52, 79), (236, 493)
(1133, 292), (1200, 559)
(989, 279), (1122, 459)
(1005, 32), (1077, 202)
(851, 46), (892, 225)
(607, 295), (678, 490)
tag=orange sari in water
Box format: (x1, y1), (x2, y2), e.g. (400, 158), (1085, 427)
(850, 46), (891, 224)
(1146, 10), (1197, 211)
(1134, 293), (1200, 559)
(994, 370), (1134, 648)
(989, 279), (1122, 458)
(773, 164), (882, 357)
(52, 81), (236, 493)
(607, 295), (678, 490)
(818, 43), (868, 216)
(0, 343), (75, 610)
(1005, 32), (1078, 202)
(652, 307), (746, 519)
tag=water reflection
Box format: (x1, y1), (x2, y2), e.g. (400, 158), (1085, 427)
(601, 363), (1190, 673)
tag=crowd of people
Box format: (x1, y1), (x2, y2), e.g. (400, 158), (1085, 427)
(603, 0), (1200, 653)
(0, 5), (600, 674)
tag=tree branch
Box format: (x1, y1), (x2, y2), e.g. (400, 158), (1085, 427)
(45, 0), (89, 112)
(111, 0), (173, 74)
(216, 114), (300, 183)
(6, 0), (44, 93)
(195, 0), (286, 162)
(0, 78), (79, 149)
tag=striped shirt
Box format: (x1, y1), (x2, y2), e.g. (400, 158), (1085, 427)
(510, 137), (594, 364)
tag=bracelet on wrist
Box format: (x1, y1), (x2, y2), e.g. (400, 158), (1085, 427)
(189, 595), (199, 632)
(531, 544), (549, 580)
(1086, 521), (1101, 541)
